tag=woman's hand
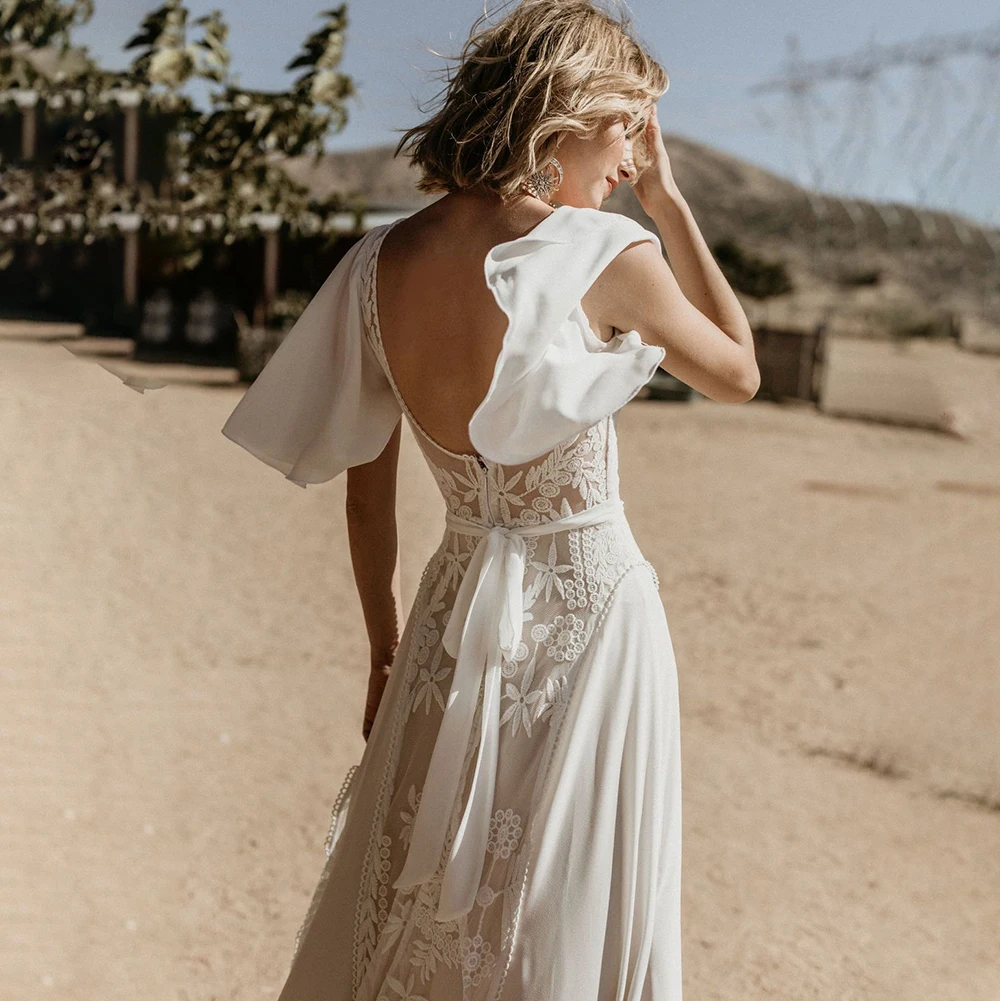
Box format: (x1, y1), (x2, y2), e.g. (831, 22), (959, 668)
(363, 660), (391, 741)
(628, 103), (682, 214)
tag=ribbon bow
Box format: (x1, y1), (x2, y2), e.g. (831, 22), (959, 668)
(392, 523), (527, 921)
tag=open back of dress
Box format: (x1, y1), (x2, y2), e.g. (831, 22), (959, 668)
(221, 205), (683, 1001)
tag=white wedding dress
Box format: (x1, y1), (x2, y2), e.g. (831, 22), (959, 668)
(222, 204), (683, 1001)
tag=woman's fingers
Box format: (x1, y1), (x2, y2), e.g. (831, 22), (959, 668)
(363, 663), (391, 740)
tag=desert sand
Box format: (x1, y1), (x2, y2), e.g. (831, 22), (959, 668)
(3, 333), (998, 1000)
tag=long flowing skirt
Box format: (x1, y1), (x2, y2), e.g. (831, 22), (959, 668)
(278, 553), (682, 1001)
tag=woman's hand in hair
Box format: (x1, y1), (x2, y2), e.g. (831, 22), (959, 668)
(629, 103), (682, 213)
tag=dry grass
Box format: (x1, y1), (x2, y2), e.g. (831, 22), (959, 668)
(801, 743), (910, 781)
(800, 479), (903, 499)
(934, 480), (1000, 497)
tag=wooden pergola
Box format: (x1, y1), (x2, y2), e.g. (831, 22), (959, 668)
(1, 4), (362, 334)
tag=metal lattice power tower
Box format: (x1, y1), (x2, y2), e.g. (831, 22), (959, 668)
(749, 21), (1000, 231)
(746, 22), (1000, 329)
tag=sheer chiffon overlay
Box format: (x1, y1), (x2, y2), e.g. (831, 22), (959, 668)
(221, 205), (683, 1001)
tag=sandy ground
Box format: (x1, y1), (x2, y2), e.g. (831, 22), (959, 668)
(2, 334), (999, 1000)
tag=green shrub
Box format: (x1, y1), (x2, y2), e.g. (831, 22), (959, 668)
(712, 239), (793, 300)
(837, 267), (881, 287)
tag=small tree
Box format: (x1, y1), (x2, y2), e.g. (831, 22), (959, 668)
(0, 0), (360, 335)
(712, 238), (794, 327)
(0, 0), (94, 63)
(123, 0), (230, 107)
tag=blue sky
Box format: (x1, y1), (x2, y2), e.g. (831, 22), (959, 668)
(75, 1), (998, 227)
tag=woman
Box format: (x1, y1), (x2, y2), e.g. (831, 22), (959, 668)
(222, 1), (758, 998)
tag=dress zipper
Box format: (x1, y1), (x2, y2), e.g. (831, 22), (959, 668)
(475, 454), (489, 519)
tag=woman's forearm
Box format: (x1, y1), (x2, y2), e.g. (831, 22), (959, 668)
(346, 507), (403, 669)
(647, 190), (754, 350)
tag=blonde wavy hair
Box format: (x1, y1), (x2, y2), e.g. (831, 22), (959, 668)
(394, 0), (669, 202)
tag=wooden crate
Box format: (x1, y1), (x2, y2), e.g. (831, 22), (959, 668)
(751, 324), (827, 403)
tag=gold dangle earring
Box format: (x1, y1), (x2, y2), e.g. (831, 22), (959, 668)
(520, 156), (563, 203)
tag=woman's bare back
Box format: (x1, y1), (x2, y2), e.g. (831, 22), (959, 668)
(375, 196), (618, 457)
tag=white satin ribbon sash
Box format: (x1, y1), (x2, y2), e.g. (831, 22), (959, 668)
(391, 494), (627, 921)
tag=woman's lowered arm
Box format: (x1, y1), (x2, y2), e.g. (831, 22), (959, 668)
(345, 418), (404, 739)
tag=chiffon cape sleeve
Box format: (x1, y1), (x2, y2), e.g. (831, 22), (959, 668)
(220, 225), (402, 487)
(469, 205), (666, 465)
(221, 209), (666, 482)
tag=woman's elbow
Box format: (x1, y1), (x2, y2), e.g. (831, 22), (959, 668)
(733, 365), (761, 403)
(711, 362), (760, 403)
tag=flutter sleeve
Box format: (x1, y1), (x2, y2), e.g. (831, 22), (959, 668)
(468, 206), (666, 465)
(221, 225), (402, 487)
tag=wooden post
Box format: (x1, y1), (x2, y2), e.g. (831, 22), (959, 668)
(264, 230), (279, 305)
(14, 90), (38, 160)
(114, 89), (143, 186)
(114, 213), (143, 309)
(124, 105), (139, 185)
(124, 231), (139, 307)
(255, 214), (283, 316)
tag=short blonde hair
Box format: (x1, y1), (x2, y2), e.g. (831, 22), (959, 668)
(394, 0), (669, 202)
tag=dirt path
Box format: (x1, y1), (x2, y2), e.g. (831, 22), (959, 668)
(3, 336), (998, 999)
